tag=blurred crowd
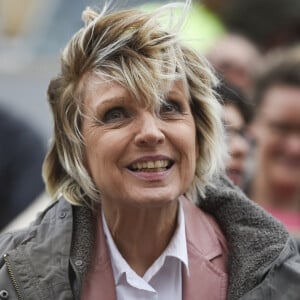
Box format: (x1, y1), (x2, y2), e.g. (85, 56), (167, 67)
(1, 0), (300, 244)
(203, 0), (300, 240)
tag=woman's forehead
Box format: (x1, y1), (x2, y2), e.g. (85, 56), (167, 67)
(81, 73), (189, 107)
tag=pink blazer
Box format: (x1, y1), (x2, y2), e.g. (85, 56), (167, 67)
(81, 197), (228, 299)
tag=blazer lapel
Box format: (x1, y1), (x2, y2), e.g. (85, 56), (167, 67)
(81, 211), (116, 300)
(181, 196), (228, 300)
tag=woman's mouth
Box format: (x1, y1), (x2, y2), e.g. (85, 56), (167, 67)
(128, 160), (173, 172)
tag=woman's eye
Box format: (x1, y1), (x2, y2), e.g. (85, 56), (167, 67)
(102, 107), (128, 123)
(160, 100), (181, 115)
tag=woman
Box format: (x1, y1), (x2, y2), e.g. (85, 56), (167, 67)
(217, 83), (251, 188)
(0, 2), (299, 300)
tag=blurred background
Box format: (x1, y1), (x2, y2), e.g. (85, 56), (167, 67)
(0, 0), (157, 140)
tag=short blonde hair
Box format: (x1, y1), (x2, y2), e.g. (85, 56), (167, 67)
(43, 2), (227, 209)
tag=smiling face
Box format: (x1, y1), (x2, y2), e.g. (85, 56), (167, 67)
(81, 76), (198, 209)
(252, 84), (300, 188)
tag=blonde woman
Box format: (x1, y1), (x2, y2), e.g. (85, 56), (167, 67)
(0, 2), (299, 299)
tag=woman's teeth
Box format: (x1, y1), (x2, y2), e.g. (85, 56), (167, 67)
(130, 160), (171, 172)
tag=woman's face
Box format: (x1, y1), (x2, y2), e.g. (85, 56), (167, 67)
(223, 104), (249, 187)
(82, 77), (198, 209)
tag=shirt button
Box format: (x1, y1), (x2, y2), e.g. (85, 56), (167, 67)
(0, 290), (9, 299)
(75, 259), (83, 267)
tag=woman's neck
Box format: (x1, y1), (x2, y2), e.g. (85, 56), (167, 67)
(101, 200), (179, 276)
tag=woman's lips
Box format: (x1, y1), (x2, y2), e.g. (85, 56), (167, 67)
(128, 159), (172, 172)
(127, 156), (174, 180)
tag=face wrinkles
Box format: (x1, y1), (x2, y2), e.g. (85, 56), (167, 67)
(81, 76), (198, 210)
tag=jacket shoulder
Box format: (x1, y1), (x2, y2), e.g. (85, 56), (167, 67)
(241, 237), (300, 300)
(0, 199), (69, 256)
(0, 229), (30, 256)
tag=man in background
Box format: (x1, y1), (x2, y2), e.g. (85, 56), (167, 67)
(248, 46), (300, 237)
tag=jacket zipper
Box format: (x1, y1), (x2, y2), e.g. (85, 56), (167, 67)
(3, 254), (24, 300)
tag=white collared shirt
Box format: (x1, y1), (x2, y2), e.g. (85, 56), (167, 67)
(102, 199), (189, 300)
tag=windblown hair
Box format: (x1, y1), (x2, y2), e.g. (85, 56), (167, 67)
(43, 2), (227, 209)
(254, 45), (300, 111)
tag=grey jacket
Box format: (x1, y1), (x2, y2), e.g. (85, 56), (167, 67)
(0, 177), (300, 299)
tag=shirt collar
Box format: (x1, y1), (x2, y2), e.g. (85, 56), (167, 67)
(101, 198), (189, 284)
(164, 199), (189, 274)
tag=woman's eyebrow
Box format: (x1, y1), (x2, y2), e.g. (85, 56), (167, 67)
(95, 96), (129, 108)
(168, 87), (188, 99)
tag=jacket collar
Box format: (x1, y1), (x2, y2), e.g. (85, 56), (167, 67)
(201, 176), (289, 299)
(80, 208), (116, 300)
(181, 196), (228, 300)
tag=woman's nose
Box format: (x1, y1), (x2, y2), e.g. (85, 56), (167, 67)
(134, 112), (165, 146)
